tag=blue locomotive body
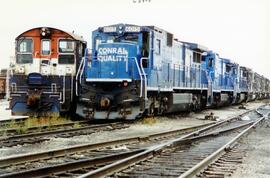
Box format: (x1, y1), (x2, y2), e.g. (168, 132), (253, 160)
(76, 24), (210, 119)
(76, 24), (270, 120)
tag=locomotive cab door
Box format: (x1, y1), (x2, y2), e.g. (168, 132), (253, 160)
(141, 32), (150, 70)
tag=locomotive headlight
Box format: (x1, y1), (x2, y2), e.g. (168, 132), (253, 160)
(40, 27), (51, 37)
(18, 66), (25, 74)
(123, 81), (128, 87)
(41, 27), (46, 36)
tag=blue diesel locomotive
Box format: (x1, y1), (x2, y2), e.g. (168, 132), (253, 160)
(10, 27), (86, 116)
(76, 23), (267, 120)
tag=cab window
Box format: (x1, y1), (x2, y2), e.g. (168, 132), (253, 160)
(16, 38), (33, 64)
(95, 37), (102, 50)
(58, 40), (75, 64)
(58, 55), (75, 64)
(208, 58), (213, 67)
(41, 40), (50, 55)
(225, 64), (231, 73)
(59, 40), (75, 53)
(124, 35), (138, 42)
(142, 32), (149, 68)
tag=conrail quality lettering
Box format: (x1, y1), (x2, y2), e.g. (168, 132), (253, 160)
(97, 47), (128, 62)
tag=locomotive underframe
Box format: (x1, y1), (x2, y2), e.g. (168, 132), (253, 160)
(77, 77), (213, 120)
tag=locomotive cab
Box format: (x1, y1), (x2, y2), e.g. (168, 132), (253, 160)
(203, 53), (237, 107)
(10, 27), (86, 116)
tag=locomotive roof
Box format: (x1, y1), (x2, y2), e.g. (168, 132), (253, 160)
(16, 27), (85, 42)
(180, 41), (208, 52)
(96, 24), (208, 51)
(97, 23), (177, 33)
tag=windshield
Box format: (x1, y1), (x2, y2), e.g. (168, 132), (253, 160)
(17, 39), (32, 53)
(107, 34), (139, 43)
(94, 34), (139, 51)
(59, 40), (75, 53)
(16, 38), (33, 64)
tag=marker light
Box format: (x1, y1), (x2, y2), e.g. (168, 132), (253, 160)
(18, 66), (25, 74)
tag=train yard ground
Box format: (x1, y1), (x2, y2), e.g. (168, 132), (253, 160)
(0, 99), (269, 177)
(233, 111), (270, 178)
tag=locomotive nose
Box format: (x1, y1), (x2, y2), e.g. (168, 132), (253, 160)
(100, 97), (110, 108)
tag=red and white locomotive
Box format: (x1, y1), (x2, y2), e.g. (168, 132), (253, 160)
(9, 27), (86, 116)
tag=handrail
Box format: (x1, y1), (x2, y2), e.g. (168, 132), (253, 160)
(75, 48), (88, 96)
(134, 57), (143, 98)
(79, 55), (86, 84)
(126, 56), (128, 72)
(71, 75), (73, 101)
(75, 58), (83, 96)
(140, 57), (148, 101)
(60, 75), (65, 104)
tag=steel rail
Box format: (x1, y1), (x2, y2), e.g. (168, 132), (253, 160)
(77, 110), (254, 178)
(0, 108), (256, 177)
(0, 120), (89, 135)
(0, 122), (129, 147)
(0, 116), (29, 127)
(0, 149), (145, 178)
(0, 122), (220, 178)
(0, 122), (214, 167)
(178, 111), (269, 178)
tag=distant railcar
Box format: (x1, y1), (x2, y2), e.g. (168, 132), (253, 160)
(202, 53), (240, 106)
(266, 78), (270, 98)
(237, 66), (249, 102)
(10, 27), (86, 116)
(0, 70), (6, 99)
(245, 68), (256, 101)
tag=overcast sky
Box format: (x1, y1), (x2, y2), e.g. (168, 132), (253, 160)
(0, 0), (269, 78)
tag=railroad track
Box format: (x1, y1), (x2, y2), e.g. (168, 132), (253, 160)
(0, 109), (255, 178)
(0, 116), (29, 127)
(0, 122), (131, 147)
(0, 120), (90, 135)
(75, 105), (269, 178)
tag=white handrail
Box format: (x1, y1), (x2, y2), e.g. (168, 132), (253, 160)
(126, 57), (128, 73)
(76, 48), (88, 96)
(140, 57), (148, 101)
(80, 56), (86, 84)
(75, 57), (85, 96)
(134, 57), (143, 98)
